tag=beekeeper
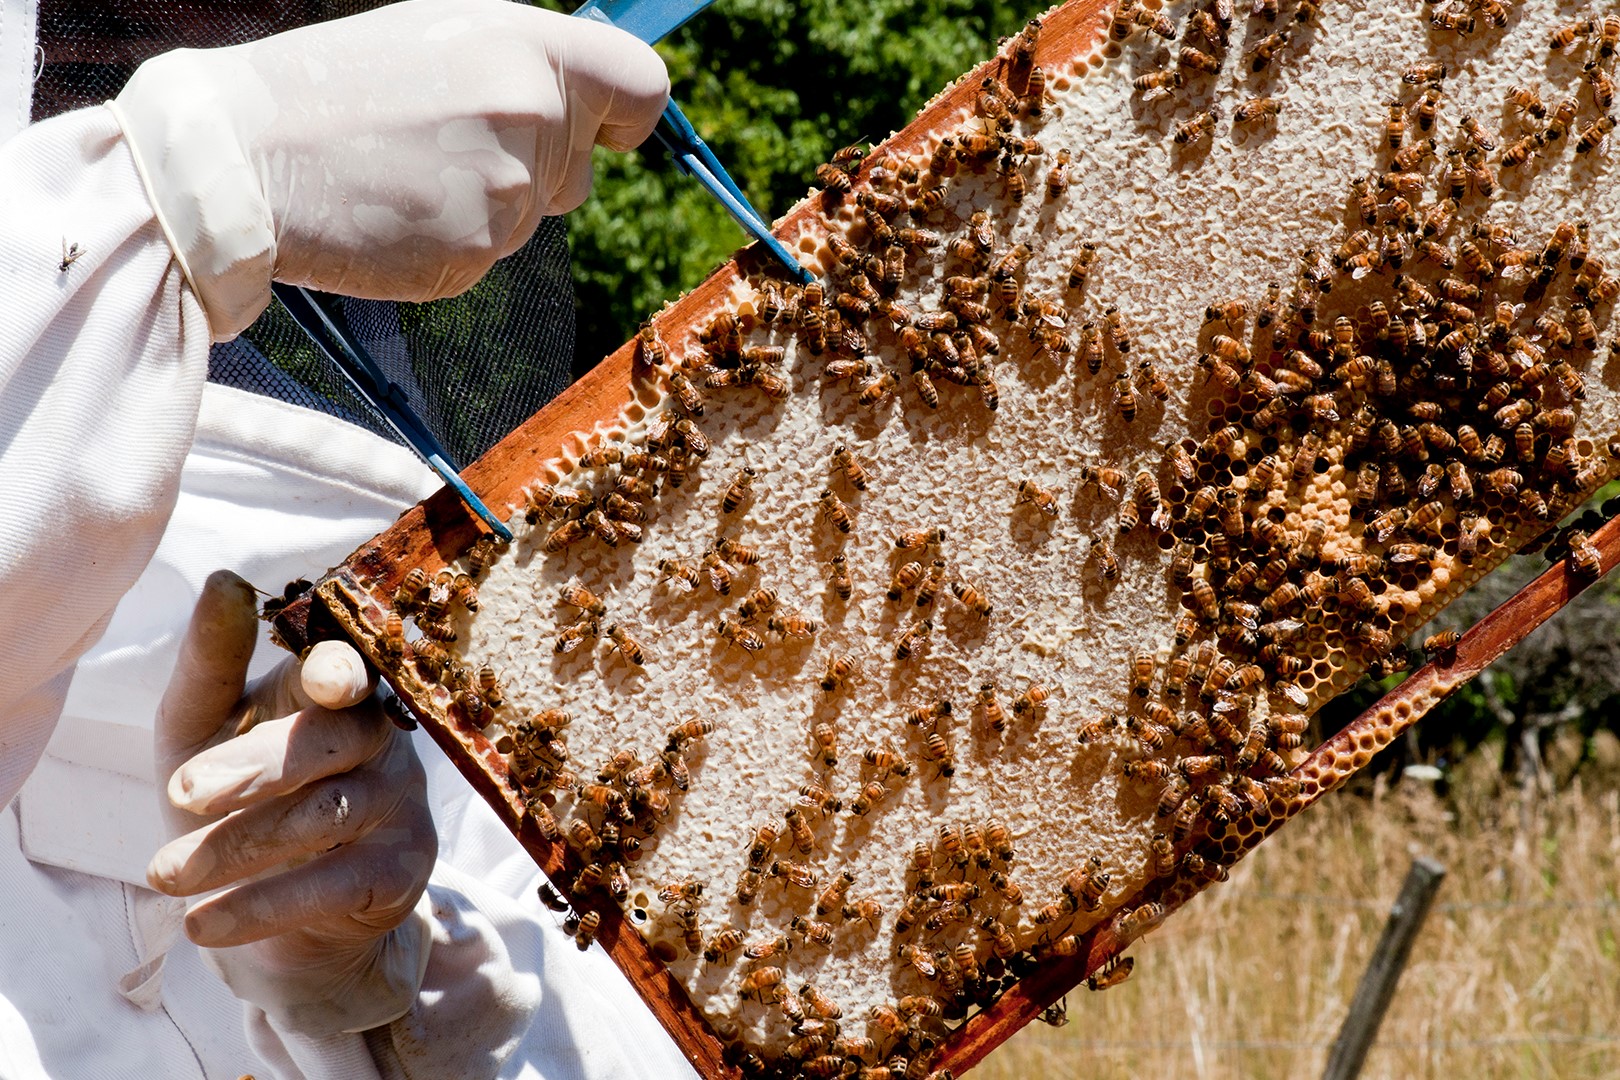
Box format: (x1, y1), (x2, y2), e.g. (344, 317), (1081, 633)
(0, 1), (697, 1076)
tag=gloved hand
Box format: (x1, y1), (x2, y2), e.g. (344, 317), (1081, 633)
(108, 0), (669, 339)
(147, 570), (438, 1036)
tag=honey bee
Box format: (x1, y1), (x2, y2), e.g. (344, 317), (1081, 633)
(850, 779), (890, 817)
(553, 616), (600, 655)
(1079, 954), (1137, 994)
(1575, 115), (1615, 154)
(972, 684), (1009, 735)
(1551, 16), (1597, 50)
(1125, 650), (1158, 698)
(667, 369), (707, 416)
(905, 699), (952, 730)
(1179, 46), (1222, 76)
(1234, 96), (1284, 126)
(1127, 713), (1169, 751)
(1056, 242), (1095, 293)
(717, 616), (765, 653)
(1420, 628), (1462, 659)
(893, 618), (934, 662)
(884, 571), (937, 631)
(1429, 5), (1473, 32)
(470, 663), (505, 708)
(1381, 97), (1410, 151)
(564, 910), (601, 951)
(733, 866), (764, 907)
(743, 821), (784, 870)
(817, 488), (856, 534)
(1043, 147), (1073, 198)
(1092, 535), (1121, 581)
(378, 611), (406, 659)
(700, 925), (748, 965)
(1198, 350), (1243, 390)
(1109, 1), (1137, 40)
(1174, 106), (1221, 144)
(822, 445), (874, 494)
(392, 567), (429, 612)
(1135, 360), (1169, 402)
(1501, 132), (1542, 168)
(1061, 856), (1109, 913)
(922, 731), (956, 777)
(1013, 683), (1050, 718)
(1128, 4), (1172, 38)
(1566, 528), (1603, 578)
(1016, 478), (1060, 517)
(857, 369), (900, 407)
(767, 610), (821, 638)
(1081, 461), (1125, 499)
(894, 525), (947, 550)
(740, 965), (785, 1001)
(651, 557), (698, 593)
(734, 585), (779, 624)
(1599, 13), (1620, 57)
(1545, 97), (1580, 142)
(1077, 713), (1118, 746)
(656, 877), (704, 908)
(1113, 372), (1139, 422)
(1134, 68), (1183, 98)
(951, 578), (993, 618)
(541, 518), (587, 555)
(862, 741), (913, 780)
(1190, 577), (1220, 623)
(1399, 60), (1448, 85)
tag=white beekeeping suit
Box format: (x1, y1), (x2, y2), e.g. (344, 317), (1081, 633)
(0, 2), (696, 1076)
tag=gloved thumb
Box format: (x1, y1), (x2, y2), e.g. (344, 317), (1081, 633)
(154, 570), (260, 771)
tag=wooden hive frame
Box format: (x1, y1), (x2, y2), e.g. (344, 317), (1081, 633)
(272, 0), (1620, 1074)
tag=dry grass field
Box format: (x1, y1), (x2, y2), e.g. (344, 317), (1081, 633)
(977, 768), (1620, 1080)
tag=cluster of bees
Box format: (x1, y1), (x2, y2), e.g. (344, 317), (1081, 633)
(328, 3), (1620, 1077)
(1118, 0), (1329, 145)
(1065, 24), (1620, 870)
(1488, 14), (1620, 171)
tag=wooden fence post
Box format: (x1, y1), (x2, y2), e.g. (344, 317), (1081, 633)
(1322, 856), (1448, 1080)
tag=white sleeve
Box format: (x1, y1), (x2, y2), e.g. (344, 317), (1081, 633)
(0, 105), (211, 809)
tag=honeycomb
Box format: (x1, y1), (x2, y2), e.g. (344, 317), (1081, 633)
(338, 1), (1620, 1076)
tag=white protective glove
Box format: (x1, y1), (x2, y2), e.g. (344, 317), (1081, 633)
(108, 0), (669, 339)
(147, 570), (438, 1036)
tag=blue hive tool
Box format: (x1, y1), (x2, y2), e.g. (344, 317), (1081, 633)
(270, 282), (514, 541)
(573, 0), (816, 286)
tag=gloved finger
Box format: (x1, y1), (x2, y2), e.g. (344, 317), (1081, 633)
(181, 792), (435, 948)
(165, 699), (393, 817)
(542, 150), (600, 218)
(149, 731), (414, 896)
(546, 14), (670, 154)
(155, 570), (261, 769)
(300, 640), (375, 710)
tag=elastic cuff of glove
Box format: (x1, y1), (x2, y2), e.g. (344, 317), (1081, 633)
(108, 50), (276, 342)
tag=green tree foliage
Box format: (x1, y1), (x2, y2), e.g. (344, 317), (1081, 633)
(546, 0), (1034, 374)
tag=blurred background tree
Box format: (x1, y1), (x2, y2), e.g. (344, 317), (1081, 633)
(537, 0), (1031, 378)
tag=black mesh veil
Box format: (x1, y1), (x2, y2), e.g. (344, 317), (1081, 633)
(35, 0), (578, 465)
